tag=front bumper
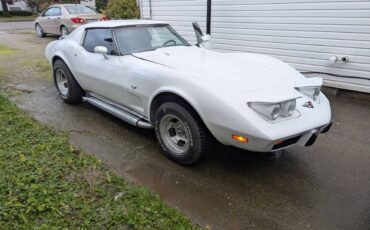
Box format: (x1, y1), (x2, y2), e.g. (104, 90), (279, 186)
(226, 122), (332, 152)
(208, 93), (332, 152)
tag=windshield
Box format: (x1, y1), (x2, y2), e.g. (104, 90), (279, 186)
(65, 5), (97, 15)
(113, 25), (190, 55)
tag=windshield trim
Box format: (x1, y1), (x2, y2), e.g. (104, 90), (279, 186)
(112, 24), (191, 56)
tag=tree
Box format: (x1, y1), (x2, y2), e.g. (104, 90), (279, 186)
(102, 0), (139, 19)
(1, 0), (11, 17)
(24, 0), (38, 14)
(95, 0), (107, 12)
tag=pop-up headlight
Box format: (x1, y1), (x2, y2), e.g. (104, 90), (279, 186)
(248, 99), (297, 121)
(296, 86), (321, 101)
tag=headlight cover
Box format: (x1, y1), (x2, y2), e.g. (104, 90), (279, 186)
(248, 99), (297, 121)
(296, 86), (321, 101)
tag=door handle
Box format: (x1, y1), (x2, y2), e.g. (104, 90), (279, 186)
(131, 85), (137, 90)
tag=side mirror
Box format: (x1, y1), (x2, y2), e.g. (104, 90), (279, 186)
(192, 22), (211, 48)
(94, 46), (108, 59)
(192, 22), (204, 45)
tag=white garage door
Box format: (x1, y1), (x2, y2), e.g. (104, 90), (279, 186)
(140, 0), (207, 45)
(139, 0), (370, 92)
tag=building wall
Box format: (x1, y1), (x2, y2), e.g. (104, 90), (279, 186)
(0, 0), (32, 11)
(140, 0), (370, 92)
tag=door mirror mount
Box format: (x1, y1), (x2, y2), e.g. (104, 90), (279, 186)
(94, 46), (108, 59)
(201, 34), (211, 43)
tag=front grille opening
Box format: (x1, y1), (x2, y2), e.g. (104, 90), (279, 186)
(321, 122), (332, 134)
(272, 135), (302, 150)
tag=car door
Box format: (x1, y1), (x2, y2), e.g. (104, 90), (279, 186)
(39, 7), (54, 33)
(72, 28), (125, 104)
(50, 7), (62, 34)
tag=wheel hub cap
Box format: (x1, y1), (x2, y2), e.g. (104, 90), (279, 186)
(159, 114), (190, 156)
(36, 25), (42, 36)
(55, 69), (68, 96)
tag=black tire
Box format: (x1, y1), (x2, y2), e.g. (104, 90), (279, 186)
(60, 26), (69, 36)
(155, 102), (212, 165)
(53, 59), (84, 104)
(35, 23), (45, 37)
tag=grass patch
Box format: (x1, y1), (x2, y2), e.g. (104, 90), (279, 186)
(0, 67), (7, 79)
(0, 16), (36, 22)
(0, 96), (200, 229)
(0, 45), (17, 55)
(21, 58), (51, 79)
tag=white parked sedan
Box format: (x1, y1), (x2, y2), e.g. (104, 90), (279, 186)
(45, 20), (332, 165)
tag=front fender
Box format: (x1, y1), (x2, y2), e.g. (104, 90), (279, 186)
(147, 87), (207, 123)
(147, 85), (251, 145)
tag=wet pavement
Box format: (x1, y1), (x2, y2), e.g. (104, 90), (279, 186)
(1, 25), (370, 230)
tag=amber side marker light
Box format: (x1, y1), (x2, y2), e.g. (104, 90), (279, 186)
(274, 140), (284, 145)
(232, 135), (248, 143)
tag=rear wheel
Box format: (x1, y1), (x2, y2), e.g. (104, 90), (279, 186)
(53, 59), (84, 104)
(60, 26), (69, 36)
(35, 24), (45, 37)
(155, 102), (212, 165)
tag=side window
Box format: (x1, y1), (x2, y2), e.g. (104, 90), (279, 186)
(52, 7), (61, 16)
(43, 8), (53, 17)
(83, 29), (117, 55)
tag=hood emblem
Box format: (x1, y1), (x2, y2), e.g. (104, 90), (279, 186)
(303, 101), (314, 109)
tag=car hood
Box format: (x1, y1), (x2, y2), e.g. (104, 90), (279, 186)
(132, 46), (305, 94)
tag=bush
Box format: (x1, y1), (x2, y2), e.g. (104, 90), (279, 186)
(102, 0), (139, 19)
(0, 10), (33, 16)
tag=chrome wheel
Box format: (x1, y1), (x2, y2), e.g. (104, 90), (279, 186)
(159, 114), (191, 156)
(61, 26), (68, 36)
(55, 69), (68, 96)
(36, 24), (43, 37)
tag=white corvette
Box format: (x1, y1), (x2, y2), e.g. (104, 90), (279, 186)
(45, 20), (332, 165)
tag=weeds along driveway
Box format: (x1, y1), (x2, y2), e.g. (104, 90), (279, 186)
(0, 96), (199, 229)
(1, 30), (370, 230)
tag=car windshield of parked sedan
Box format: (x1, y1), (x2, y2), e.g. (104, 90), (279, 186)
(65, 5), (97, 15)
(113, 25), (190, 55)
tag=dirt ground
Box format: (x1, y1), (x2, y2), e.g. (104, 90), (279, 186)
(1, 28), (370, 230)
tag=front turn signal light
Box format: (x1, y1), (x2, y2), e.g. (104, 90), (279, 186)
(232, 135), (248, 143)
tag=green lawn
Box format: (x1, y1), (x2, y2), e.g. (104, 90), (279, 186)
(0, 95), (200, 229)
(0, 16), (36, 22)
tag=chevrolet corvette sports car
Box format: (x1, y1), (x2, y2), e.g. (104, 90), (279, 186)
(45, 20), (332, 165)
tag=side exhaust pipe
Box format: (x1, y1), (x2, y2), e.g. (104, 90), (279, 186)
(82, 96), (153, 129)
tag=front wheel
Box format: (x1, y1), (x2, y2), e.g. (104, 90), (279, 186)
(155, 102), (212, 165)
(35, 24), (45, 37)
(53, 59), (84, 104)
